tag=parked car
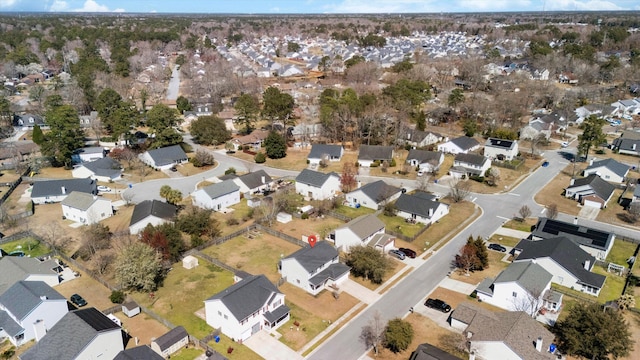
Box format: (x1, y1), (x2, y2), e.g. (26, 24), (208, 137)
(70, 294), (87, 307)
(170, 166), (178, 172)
(97, 185), (112, 193)
(488, 243), (507, 252)
(561, 141), (569, 148)
(542, 161), (549, 167)
(389, 249), (406, 260)
(424, 298), (451, 313)
(398, 248), (417, 258)
(417, 169), (425, 177)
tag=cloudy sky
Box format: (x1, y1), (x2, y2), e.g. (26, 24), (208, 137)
(1, 0), (638, 13)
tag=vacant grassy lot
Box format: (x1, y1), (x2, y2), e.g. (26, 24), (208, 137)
(232, 147), (311, 171)
(450, 250), (511, 287)
(488, 234), (522, 248)
(534, 164), (582, 216)
(423, 201), (477, 250)
(0, 170), (22, 183)
(271, 216), (345, 241)
(606, 240), (638, 267)
(36, 166), (74, 179)
(0, 237), (50, 257)
(278, 283), (359, 350)
(131, 260), (235, 339)
(202, 234), (301, 283)
(378, 214), (425, 238)
(332, 204), (375, 219)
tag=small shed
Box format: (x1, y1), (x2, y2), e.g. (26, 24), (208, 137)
(151, 326), (189, 358)
(277, 212), (292, 224)
(122, 301), (141, 318)
(246, 196), (261, 208)
(182, 255), (199, 270)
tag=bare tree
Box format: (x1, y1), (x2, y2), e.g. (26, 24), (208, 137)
(518, 205), (531, 220)
(628, 202), (640, 223)
(360, 311), (386, 356)
(448, 178), (471, 203)
(546, 203), (558, 220)
(91, 250), (115, 275)
(415, 174), (431, 192)
(511, 287), (546, 318)
(40, 222), (72, 253)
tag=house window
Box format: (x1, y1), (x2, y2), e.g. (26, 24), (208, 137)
(224, 314), (228, 320)
(512, 292), (517, 298)
(218, 311), (222, 316)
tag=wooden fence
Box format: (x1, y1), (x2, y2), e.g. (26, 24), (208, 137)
(0, 166), (30, 205)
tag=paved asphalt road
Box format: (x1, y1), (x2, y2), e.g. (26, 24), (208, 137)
(166, 65), (181, 101)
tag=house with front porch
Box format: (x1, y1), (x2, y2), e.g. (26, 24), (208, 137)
(295, 169), (341, 200)
(449, 153), (491, 179)
(394, 192), (449, 225)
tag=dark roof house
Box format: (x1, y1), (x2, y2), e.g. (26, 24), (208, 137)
(31, 178), (97, 203)
(409, 343), (462, 360)
(565, 174), (616, 208)
(358, 145), (394, 161)
(114, 346), (164, 360)
(308, 144), (343, 160)
(142, 145), (188, 168)
(234, 170), (273, 192)
(531, 217), (615, 259)
(129, 200), (178, 234)
(295, 169), (339, 188)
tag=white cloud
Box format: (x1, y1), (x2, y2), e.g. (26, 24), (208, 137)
(49, 0), (68, 11)
(545, 0), (623, 10)
(113, 8), (125, 12)
(456, 0), (532, 10)
(0, 0), (18, 8)
(73, 0), (110, 12)
(270, 7), (281, 12)
(324, 0), (444, 13)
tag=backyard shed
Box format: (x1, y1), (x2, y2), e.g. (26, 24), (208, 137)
(182, 255), (199, 270)
(277, 212), (292, 224)
(122, 301), (141, 318)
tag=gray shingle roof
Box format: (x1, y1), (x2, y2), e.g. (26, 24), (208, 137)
(406, 149), (442, 164)
(129, 200), (177, 227)
(283, 241), (338, 273)
(493, 261), (552, 294)
(355, 180), (401, 203)
(409, 343), (462, 360)
(114, 345), (165, 360)
(449, 136), (479, 151)
(0, 309), (22, 337)
(485, 138), (516, 150)
(358, 145), (393, 161)
(309, 263), (350, 286)
(341, 214), (385, 240)
(308, 144), (342, 159)
(612, 138), (640, 152)
(295, 169), (339, 188)
(82, 157), (122, 179)
(146, 145), (188, 167)
(200, 180), (240, 199)
(263, 304), (291, 323)
(454, 153), (488, 167)
(514, 237), (606, 288)
(584, 158), (629, 179)
(236, 170), (272, 190)
(153, 326), (188, 352)
(61, 191), (105, 211)
(31, 178), (97, 198)
(567, 174), (616, 202)
(532, 217), (614, 252)
(0, 281), (65, 320)
(206, 275), (283, 322)
(0, 257), (59, 295)
(394, 192), (447, 219)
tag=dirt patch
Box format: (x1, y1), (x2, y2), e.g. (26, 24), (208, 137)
(116, 312), (170, 348)
(534, 163), (582, 216)
(54, 270), (114, 311)
(449, 250), (511, 286)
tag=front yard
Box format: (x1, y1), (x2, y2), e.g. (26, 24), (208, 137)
(426, 201), (477, 250)
(352, 259), (405, 291)
(271, 216), (346, 241)
(533, 163), (583, 216)
(449, 250), (511, 287)
(378, 213), (425, 238)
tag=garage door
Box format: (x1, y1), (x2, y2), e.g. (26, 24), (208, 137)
(584, 199), (601, 208)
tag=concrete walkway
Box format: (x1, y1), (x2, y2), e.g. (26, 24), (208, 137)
(341, 279), (380, 304)
(437, 277), (478, 295)
(244, 331), (303, 360)
(493, 227), (530, 239)
(579, 205), (600, 220)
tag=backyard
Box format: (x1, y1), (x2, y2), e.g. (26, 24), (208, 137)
(332, 204), (375, 219)
(377, 213), (425, 239)
(0, 237), (50, 257)
(271, 216), (346, 241)
(606, 240), (638, 268)
(213, 199), (257, 236)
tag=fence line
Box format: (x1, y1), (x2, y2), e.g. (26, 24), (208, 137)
(0, 166), (30, 205)
(186, 249), (240, 274)
(551, 286), (597, 303)
(327, 211), (352, 222)
(139, 304), (177, 329)
(102, 305), (121, 315)
(254, 223), (308, 248)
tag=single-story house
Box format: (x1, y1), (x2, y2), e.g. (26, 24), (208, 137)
(530, 217), (615, 260)
(204, 275), (290, 342)
(114, 346), (164, 360)
(20, 307), (124, 360)
(345, 180), (402, 210)
(13, 114), (45, 128)
(394, 192), (449, 225)
(307, 144), (343, 165)
(437, 136), (480, 154)
(357, 145), (394, 167)
(400, 128), (447, 148)
(295, 169), (341, 200)
(565, 174), (616, 209)
(330, 214), (386, 252)
(513, 237), (606, 296)
(611, 98), (640, 115)
(449, 153), (491, 178)
(406, 150), (444, 172)
(278, 241), (350, 295)
(31, 178), (98, 205)
(150, 326), (189, 358)
(583, 158), (629, 183)
(229, 129), (270, 151)
(611, 137), (640, 156)
(484, 138), (519, 161)
(72, 147), (106, 163)
(72, 157), (123, 182)
(409, 343), (462, 360)
(233, 170), (273, 195)
(191, 180), (240, 211)
(129, 200), (178, 235)
(61, 191), (113, 225)
(520, 120), (553, 141)
(139, 145), (188, 170)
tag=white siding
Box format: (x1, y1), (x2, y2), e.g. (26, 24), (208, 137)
(484, 142), (518, 161)
(129, 216), (172, 235)
(62, 199), (112, 225)
(477, 281), (549, 314)
(295, 176), (340, 201)
(334, 227), (384, 252)
(471, 341), (522, 360)
(583, 167), (624, 183)
(437, 142), (464, 154)
(192, 189), (240, 210)
(74, 329), (124, 360)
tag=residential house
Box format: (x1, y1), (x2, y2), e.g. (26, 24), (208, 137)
(278, 241), (350, 295)
(520, 120), (553, 141)
(61, 191), (113, 225)
(129, 200), (178, 235)
(0, 281), (68, 347)
(437, 136), (480, 154)
(357, 145), (394, 167)
(72, 157), (123, 182)
(191, 180), (240, 211)
(633, 186), (640, 203)
(406, 150), (444, 172)
(583, 158), (629, 183)
(531, 112), (567, 133)
(484, 138), (519, 161)
(150, 326), (189, 358)
(450, 303), (558, 360)
(295, 169), (341, 200)
(345, 180), (402, 210)
(79, 111), (98, 129)
(230, 129), (270, 151)
(114, 346), (165, 360)
(31, 178), (98, 205)
(611, 98), (640, 115)
(330, 214), (386, 252)
(73, 147), (105, 163)
(558, 71), (579, 85)
(475, 260), (562, 315)
(565, 174), (616, 209)
(13, 114), (45, 128)
(290, 123), (323, 142)
(307, 144), (343, 165)
(409, 343), (462, 360)
(530, 217), (615, 260)
(611, 132), (640, 156)
(139, 145), (188, 170)
(233, 170), (273, 195)
(395, 192), (449, 225)
(400, 128), (447, 148)
(513, 237), (606, 296)
(20, 307), (124, 360)
(574, 104), (617, 124)
(449, 153), (491, 178)
(204, 274), (290, 342)
(0, 256), (61, 295)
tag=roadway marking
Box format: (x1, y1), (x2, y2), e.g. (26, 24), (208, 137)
(507, 193), (520, 196)
(540, 208), (547, 214)
(471, 197), (477, 202)
(496, 216), (510, 221)
(559, 161), (569, 165)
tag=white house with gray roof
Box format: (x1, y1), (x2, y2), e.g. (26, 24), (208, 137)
(583, 158), (629, 183)
(484, 138), (519, 161)
(406, 150), (444, 172)
(72, 157), (123, 182)
(437, 136), (480, 154)
(278, 241), (350, 295)
(150, 326), (189, 358)
(346, 180), (402, 210)
(73, 146), (105, 163)
(0, 281), (68, 347)
(139, 145), (188, 170)
(307, 144), (343, 165)
(295, 169), (341, 200)
(449, 153), (491, 178)
(191, 180), (240, 211)
(565, 174), (616, 209)
(129, 200), (178, 235)
(20, 307), (124, 360)
(233, 170), (273, 195)
(30, 178), (98, 204)
(394, 192), (449, 225)
(331, 214), (386, 252)
(0, 257), (61, 295)
(204, 274), (289, 342)
(61, 191), (113, 225)
(357, 145), (394, 167)
(531, 217), (615, 260)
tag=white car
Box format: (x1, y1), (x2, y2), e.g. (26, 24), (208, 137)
(417, 169), (425, 177)
(561, 142), (569, 148)
(97, 186), (112, 193)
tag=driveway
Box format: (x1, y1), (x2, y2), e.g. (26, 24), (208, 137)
(340, 279), (380, 304)
(243, 331), (303, 360)
(578, 205), (600, 220)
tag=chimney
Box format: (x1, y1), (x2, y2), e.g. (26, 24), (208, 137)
(61, 186), (66, 194)
(535, 337), (543, 352)
(574, 217), (578, 225)
(589, 158), (594, 166)
(634, 144), (637, 151)
(261, 176), (266, 184)
(570, 178), (575, 186)
(428, 208), (434, 218)
(40, 296), (47, 301)
(584, 259), (591, 270)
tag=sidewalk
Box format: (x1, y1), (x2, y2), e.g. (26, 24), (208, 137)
(438, 277), (478, 295)
(244, 331), (303, 360)
(493, 227), (530, 239)
(341, 279), (380, 304)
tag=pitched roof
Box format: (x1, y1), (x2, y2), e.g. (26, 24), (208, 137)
(0, 257), (59, 295)
(236, 170), (272, 190)
(567, 174), (616, 201)
(31, 178), (97, 198)
(492, 261), (552, 294)
(585, 158), (629, 178)
(0, 310), (22, 337)
(354, 180), (401, 203)
(532, 217), (615, 252)
(199, 180), (240, 199)
(309, 263), (350, 286)
(153, 326), (188, 352)
(340, 214), (385, 240)
(295, 169), (339, 188)
(514, 237), (606, 288)
(485, 138), (516, 150)
(81, 157), (122, 179)
(406, 149), (442, 164)
(612, 137), (640, 152)
(20, 308), (121, 360)
(454, 153), (488, 167)
(61, 191), (108, 211)
(206, 275), (283, 322)
(409, 343), (462, 360)
(308, 144), (342, 159)
(0, 280), (65, 320)
(449, 136), (479, 151)
(358, 145), (393, 161)
(283, 241), (337, 273)
(394, 192), (447, 219)
(145, 145), (188, 167)
(114, 346), (164, 360)
(129, 200), (178, 227)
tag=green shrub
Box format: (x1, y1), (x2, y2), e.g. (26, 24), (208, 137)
(225, 167), (236, 175)
(254, 152), (266, 163)
(109, 290), (125, 304)
(469, 175), (484, 182)
(301, 213), (310, 220)
(390, 158), (396, 167)
(370, 160), (380, 168)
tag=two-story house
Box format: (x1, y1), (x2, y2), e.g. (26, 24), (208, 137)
(295, 169), (341, 200)
(61, 192), (113, 225)
(484, 138), (518, 161)
(449, 153), (491, 179)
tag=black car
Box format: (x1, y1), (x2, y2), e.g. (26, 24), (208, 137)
(70, 294), (87, 307)
(170, 166), (178, 172)
(424, 298), (451, 313)
(488, 243), (507, 252)
(398, 248), (417, 259)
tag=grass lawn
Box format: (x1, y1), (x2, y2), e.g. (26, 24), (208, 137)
(207, 334), (263, 360)
(423, 201), (477, 250)
(596, 188), (639, 227)
(606, 240), (638, 267)
(449, 250), (511, 286)
(271, 216), (345, 241)
(232, 147), (310, 171)
(352, 260), (405, 291)
(428, 287), (507, 313)
(377, 214), (425, 238)
(488, 234), (522, 248)
(333, 204), (375, 219)
(169, 348), (205, 360)
(213, 199), (256, 236)
(463, 157), (540, 194)
(436, 154), (455, 179)
(102, 205), (135, 233)
(593, 265), (626, 303)
(501, 218), (537, 232)
(0, 237), (51, 257)
(533, 164), (583, 216)
(202, 234), (301, 283)
(175, 160), (215, 177)
(278, 283), (359, 350)
(131, 260), (235, 339)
